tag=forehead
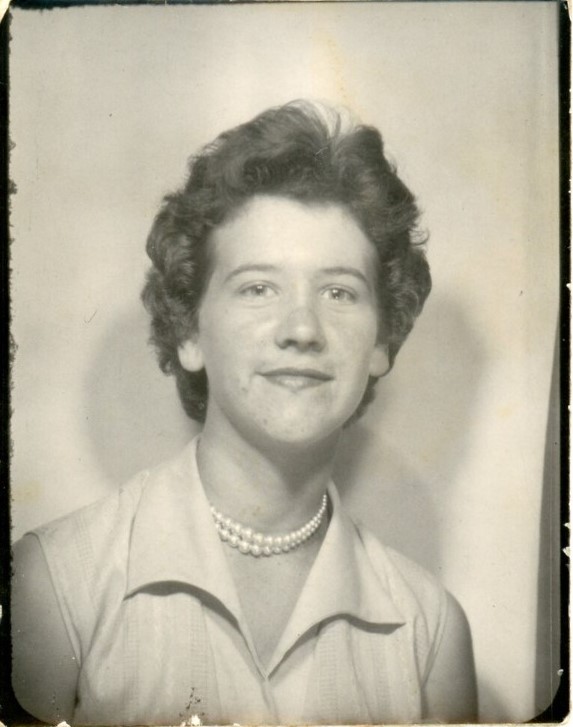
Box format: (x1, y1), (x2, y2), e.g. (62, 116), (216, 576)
(208, 196), (376, 275)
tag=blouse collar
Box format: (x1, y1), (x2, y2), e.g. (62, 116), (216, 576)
(126, 436), (405, 675)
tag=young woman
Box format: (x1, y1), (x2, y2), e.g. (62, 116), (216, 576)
(12, 101), (477, 725)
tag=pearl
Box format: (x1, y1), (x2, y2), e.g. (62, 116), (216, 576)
(210, 493), (328, 558)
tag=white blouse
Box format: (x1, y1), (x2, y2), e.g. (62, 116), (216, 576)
(21, 438), (449, 725)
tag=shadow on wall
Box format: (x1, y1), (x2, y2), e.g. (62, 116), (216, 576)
(334, 293), (487, 576)
(83, 305), (198, 488)
(335, 427), (441, 573)
(476, 679), (514, 723)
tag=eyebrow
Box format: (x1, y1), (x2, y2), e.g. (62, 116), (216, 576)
(319, 266), (372, 289)
(224, 264), (279, 284)
(224, 264), (372, 289)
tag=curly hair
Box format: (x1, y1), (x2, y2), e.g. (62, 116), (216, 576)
(142, 100), (431, 423)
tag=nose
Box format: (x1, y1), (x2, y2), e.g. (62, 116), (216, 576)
(274, 301), (326, 352)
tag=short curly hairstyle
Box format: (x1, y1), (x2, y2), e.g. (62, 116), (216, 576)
(142, 100), (431, 423)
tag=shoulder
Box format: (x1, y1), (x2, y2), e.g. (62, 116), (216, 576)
(28, 447), (190, 569)
(349, 520), (451, 681)
(31, 466), (150, 570)
(13, 468), (150, 650)
(356, 523), (447, 624)
(351, 521), (477, 719)
(11, 468), (151, 722)
(12, 449), (197, 678)
(15, 450), (187, 630)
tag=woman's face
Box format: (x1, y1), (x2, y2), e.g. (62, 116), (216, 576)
(178, 195), (388, 450)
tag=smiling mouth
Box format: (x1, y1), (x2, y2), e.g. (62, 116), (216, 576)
(261, 368), (334, 392)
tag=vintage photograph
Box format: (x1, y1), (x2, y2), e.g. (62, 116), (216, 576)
(8, 3), (561, 724)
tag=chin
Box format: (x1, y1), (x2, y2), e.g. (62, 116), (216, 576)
(248, 412), (348, 451)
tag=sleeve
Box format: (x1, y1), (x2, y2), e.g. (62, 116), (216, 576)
(12, 533), (80, 722)
(420, 583), (449, 686)
(421, 591), (478, 721)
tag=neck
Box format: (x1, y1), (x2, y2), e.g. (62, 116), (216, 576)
(196, 418), (338, 533)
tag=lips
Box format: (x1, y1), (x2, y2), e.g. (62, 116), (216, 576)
(260, 367), (334, 391)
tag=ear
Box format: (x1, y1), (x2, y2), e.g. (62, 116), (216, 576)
(368, 342), (390, 378)
(178, 337), (205, 373)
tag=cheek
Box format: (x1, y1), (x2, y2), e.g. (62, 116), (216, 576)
(198, 306), (242, 359)
(343, 339), (383, 387)
(199, 328), (258, 391)
(342, 319), (379, 357)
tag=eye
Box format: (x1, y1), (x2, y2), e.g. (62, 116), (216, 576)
(239, 282), (277, 299)
(322, 286), (357, 303)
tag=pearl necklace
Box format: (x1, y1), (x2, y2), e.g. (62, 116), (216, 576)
(210, 493), (328, 557)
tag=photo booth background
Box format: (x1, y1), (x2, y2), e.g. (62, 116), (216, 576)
(10, 4), (559, 721)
